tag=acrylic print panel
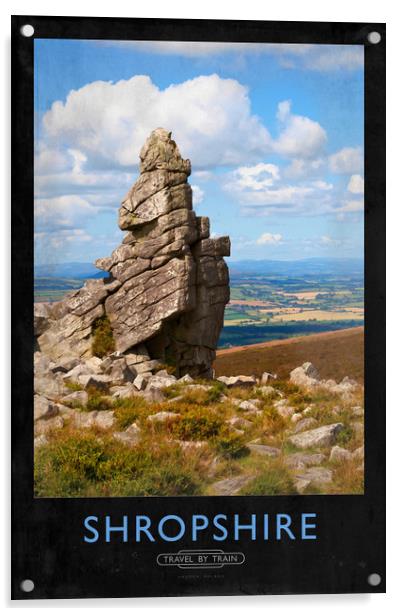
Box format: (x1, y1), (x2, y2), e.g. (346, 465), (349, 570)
(12, 15), (385, 599)
(33, 37), (365, 499)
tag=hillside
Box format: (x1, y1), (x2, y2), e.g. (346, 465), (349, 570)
(215, 326), (364, 384)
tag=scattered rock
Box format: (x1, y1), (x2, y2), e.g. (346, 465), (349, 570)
(258, 385), (276, 396)
(35, 415), (65, 435)
(273, 399), (295, 418)
(126, 421), (141, 435)
(123, 345), (150, 367)
(133, 374), (148, 391)
(290, 362), (320, 388)
(34, 434), (49, 449)
(111, 384), (139, 399)
(329, 445), (353, 463)
(113, 430), (141, 447)
(351, 421), (364, 436)
(238, 400), (259, 413)
(34, 375), (69, 399)
(62, 364), (89, 382)
(34, 303), (52, 337)
(295, 467), (333, 493)
(55, 356), (81, 373)
(288, 423), (344, 449)
(260, 372), (277, 385)
(34, 395), (59, 421)
(210, 475), (256, 496)
(34, 352), (52, 375)
(247, 444), (280, 457)
(351, 405), (364, 418)
(146, 373), (177, 390)
(226, 416), (253, 430)
(77, 374), (113, 391)
(177, 374), (194, 384)
(292, 417), (318, 434)
(94, 411), (116, 429)
(353, 445), (364, 461)
(101, 357), (134, 383)
(142, 386), (166, 403)
(174, 440), (208, 452)
(291, 412), (303, 423)
(132, 360), (161, 375)
(284, 452), (326, 470)
(147, 411), (180, 423)
(60, 390), (89, 406)
(217, 375), (257, 388)
(84, 356), (104, 374)
(320, 377), (359, 395)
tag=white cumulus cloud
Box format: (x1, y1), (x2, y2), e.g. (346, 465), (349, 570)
(329, 147), (363, 174)
(347, 174), (364, 194)
(256, 232), (283, 245)
(230, 163), (280, 191)
(273, 100), (327, 159)
(337, 199), (364, 213)
(191, 185), (204, 205)
(41, 74), (272, 170)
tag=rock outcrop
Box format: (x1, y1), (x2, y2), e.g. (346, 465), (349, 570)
(36, 128), (230, 378)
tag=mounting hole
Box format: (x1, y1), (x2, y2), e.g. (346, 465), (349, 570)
(367, 573), (381, 586)
(367, 31), (381, 45)
(20, 24), (34, 37)
(20, 579), (34, 592)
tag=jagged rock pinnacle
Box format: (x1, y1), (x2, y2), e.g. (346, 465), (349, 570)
(36, 129), (230, 378)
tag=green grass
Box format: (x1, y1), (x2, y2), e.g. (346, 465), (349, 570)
(91, 315), (115, 358)
(34, 430), (203, 497)
(112, 397), (149, 430)
(171, 408), (224, 441)
(212, 433), (249, 459)
(239, 461), (296, 496)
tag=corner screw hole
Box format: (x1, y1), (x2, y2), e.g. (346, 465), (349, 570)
(20, 579), (35, 592)
(367, 31), (381, 44)
(368, 573), (381, 586)
(20, 24), (34, 37)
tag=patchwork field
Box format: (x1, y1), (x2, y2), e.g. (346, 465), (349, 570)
(35, 259), (364, 350)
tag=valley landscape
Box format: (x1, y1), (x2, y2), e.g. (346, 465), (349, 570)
(35, 257), (364, 350)
(33, 39), (365, 498)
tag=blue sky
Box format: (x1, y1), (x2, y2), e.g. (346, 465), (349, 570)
(34, 39), (364, 265)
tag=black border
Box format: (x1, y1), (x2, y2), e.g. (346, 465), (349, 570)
(11, 15), (386, 600)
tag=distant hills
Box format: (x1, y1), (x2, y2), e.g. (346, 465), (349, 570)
(229, 258), (363, 276)
(34, 262), (106, 279)
(35, 257), (364, 280)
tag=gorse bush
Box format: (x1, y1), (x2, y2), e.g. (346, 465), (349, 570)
(172, 408), (224, 441)
(91, 315), (115, 358)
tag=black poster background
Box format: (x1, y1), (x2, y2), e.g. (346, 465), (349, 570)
(11, 15), (386, 599)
